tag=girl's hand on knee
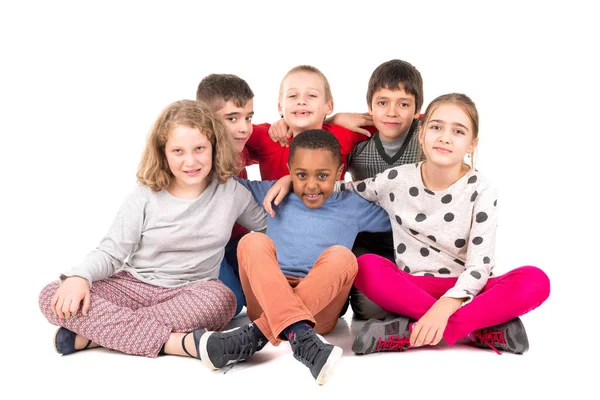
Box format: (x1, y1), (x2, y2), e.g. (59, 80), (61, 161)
(51, 276), (91, 320)
(410, 297), (463, 347)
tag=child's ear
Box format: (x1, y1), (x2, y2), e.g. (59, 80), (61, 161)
(418, 125), (424, 144)
(468, 137), (479, 154)
(335, 163), (344, 180)
(278, 102), (283, 117)
(413, 108), (422, 119)
(325, 99), (334, 116)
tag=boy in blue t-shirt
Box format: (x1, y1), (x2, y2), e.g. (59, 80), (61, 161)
(197, 129), (391, 385)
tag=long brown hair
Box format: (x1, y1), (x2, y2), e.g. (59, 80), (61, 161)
(136, 100), (240, 191)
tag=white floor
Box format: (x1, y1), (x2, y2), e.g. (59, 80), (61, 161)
(16, 303), (584, 400)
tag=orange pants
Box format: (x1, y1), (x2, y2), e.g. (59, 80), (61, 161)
(237, 232), (358, 345)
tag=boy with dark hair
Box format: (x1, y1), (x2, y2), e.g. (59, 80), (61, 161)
(196, 73), (258, 316)
(197, 129), (391, 385)
(344, 59), (424, 320)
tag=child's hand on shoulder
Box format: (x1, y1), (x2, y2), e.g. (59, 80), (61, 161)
(268, 118), (292, 147)
(326, 112), (373, 137)
(51, 276), (91, 320)
(263, 175), (292, 217)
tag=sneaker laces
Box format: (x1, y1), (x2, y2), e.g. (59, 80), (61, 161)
(375, 334), (411, 352)
(222, 325), (259, 374)
(292, 330), (324, 369)
(473, 330), (504, 355)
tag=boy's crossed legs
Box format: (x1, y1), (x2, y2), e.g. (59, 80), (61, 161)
(199, 232), (357, 384)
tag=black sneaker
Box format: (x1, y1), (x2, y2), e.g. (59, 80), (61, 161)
(472, 317), (529, 354)
(199, 323), (265, 369)
(352, 315), (411, 355)
(290, 329), (342, 385)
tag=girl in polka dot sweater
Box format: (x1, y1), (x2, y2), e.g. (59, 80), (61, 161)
(345, 93), (550, 355)
(265, 93), (550, 355)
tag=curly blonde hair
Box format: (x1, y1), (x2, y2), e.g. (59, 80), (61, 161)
(136, 100), (240, 191)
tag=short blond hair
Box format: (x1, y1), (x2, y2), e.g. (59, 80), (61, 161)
(278, 65), (333, 103)
(136, 100), (240, 191)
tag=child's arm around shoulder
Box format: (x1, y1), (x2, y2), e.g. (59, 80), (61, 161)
(353, 194), (392, 233)
(230, 179), (269, 233)
(336, 173), (382, 203)
(325, 112), (375, 137)
(233, 177), (276, 209)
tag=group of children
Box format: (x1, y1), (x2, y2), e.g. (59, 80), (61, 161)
(39, 59), (551, 385)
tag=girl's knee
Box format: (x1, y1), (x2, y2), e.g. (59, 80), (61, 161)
(38, 281), (60, 317)
(357, 253), (396, 275)
(513, 265), (551, 302)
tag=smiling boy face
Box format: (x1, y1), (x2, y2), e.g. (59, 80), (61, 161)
(287, 147), (343, 209)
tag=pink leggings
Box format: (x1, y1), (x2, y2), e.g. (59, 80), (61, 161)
(354, 254), (550, 345)
(39, 271), (236, 357)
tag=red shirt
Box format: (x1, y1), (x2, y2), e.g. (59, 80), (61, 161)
(246, 123), (368, 181)
(230, 147), (259, 240)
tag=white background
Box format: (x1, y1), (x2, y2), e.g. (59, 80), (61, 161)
(1, 1), (598, 398)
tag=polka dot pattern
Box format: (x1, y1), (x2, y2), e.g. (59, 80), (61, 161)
(356, 163), (496, 300)
(476, 212), (488, 223)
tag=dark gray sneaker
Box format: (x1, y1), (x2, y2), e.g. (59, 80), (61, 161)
(472, 317), (529, 354)
(290, 329), (342, 385)
(199, 323), (265, 370)
(352, 315), (412, 355)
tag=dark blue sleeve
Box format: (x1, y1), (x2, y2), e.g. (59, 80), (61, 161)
(233, 177), (276, 205)
(354, 195), (392, 232)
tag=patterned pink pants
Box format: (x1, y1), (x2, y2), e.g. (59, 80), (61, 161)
(39, 271), (236, 357)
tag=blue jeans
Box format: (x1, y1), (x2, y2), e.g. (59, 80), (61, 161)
(218, 236), (246, 316)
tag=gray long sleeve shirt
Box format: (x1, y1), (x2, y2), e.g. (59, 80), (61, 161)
(61, 178), (267, 288)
